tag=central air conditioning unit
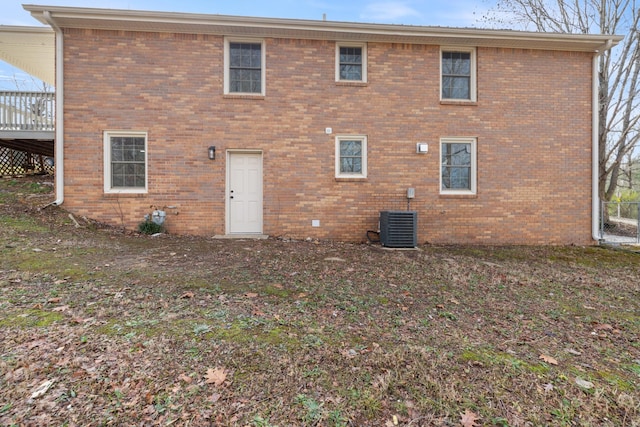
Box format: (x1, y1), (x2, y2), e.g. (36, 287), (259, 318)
(379, 210), (417, 248)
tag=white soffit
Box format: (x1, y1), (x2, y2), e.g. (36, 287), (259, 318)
(0, 26), (54, 86)
(24, 4), (622, 53)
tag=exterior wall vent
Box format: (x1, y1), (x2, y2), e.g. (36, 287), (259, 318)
(379, 210), (417, 248)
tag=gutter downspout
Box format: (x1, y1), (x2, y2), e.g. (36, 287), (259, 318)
(43, 11), (64, 206)
(592, 39), (613, 242)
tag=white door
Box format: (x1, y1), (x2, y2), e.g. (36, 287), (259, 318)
(227, 152), (263, 234)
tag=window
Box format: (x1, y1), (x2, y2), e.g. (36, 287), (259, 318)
(336, 42), (367, 82)
(441, 48), (476, 101)
(104, 131), (147, 193)
(440, 137), (476, 194)
(224, 38), (265, 95)
(335, 135), (367, 178)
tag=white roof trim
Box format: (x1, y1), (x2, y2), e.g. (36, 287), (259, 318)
(0, 25), (54, 85)
(24, 4), (622, 52)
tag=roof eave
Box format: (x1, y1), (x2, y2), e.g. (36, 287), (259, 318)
(24, 4), (624, 52)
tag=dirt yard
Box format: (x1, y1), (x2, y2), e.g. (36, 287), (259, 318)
(1, 175), (639, 426)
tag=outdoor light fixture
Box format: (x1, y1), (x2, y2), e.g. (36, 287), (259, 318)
(208, 146), (216, 160)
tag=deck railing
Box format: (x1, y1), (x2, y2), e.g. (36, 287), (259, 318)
(0, 91), (55, 131)
(601, 201), (640, 244)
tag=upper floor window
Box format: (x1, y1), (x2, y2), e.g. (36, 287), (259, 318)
(440, 137), (477, 195)
(224, 38), (265, 95)
(335, 135), (367, 178)
(104, 131), (147, 193)
(336, 42), (367, 82)
(441, 48), (476, 101)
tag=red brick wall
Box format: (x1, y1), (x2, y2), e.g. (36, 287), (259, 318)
(61, 28), (594, 244)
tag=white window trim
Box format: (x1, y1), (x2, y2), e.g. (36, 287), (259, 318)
(335, 42), (367, 83)
(439, 137), (477, 195)
(335, 135), (367, 179)
(103, 130), (148, 194)
(224, 37), (266, 96)
(440, 47), (477, 102)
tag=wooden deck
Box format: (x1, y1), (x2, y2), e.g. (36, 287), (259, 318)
(0, 91), (55, 176)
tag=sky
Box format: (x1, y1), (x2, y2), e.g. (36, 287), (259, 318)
(0, 0), (495, 90)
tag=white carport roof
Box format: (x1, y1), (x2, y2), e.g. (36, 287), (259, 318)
(0, 26), (54, 86)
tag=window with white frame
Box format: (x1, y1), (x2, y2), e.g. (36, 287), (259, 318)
(224, 38), (265, 95)
(104, 131), (147, 193)
(441, 48), (476, 101)
(335, 135), (367, 178)
(336, 42), (367, 82)
(440, 137), (476, 194)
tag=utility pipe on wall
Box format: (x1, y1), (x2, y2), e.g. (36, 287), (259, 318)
(43, 11), (64, 206)
(592, 39), (613, 242)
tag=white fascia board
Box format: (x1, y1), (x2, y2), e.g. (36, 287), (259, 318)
(24, 4), (623, 52)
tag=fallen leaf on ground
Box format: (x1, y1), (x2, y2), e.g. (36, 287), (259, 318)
(575, 377), (594, 389)
(460, 409), (480, 427)
(594, 323), (613, 331)
(30, 379), (55, 399)
(539, 354), (558, 365)
(180, 292), (194, 299)
(205, 367), (227, 386)
(244, 292), (258, 298)
(178, 373), (192, 383)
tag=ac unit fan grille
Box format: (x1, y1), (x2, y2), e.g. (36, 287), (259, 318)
(379, 210), (417, 248)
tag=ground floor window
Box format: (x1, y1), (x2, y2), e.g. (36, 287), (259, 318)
(103, 131), (147, 193)
(440, 137), (476, 195)
(335, 135), (367, 178)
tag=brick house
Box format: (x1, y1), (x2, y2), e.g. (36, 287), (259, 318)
(25, 5), (621, 244)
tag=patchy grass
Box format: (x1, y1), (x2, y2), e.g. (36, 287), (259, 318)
(1, 176), (639, 426)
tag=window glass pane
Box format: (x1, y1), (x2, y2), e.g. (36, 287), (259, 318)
(339, 140), (362, 173)
(442, 143), (471, 190)
(230, 43), (261, 67)
(449, 143), (471, 165)
(340, 65), (362, 81)
(442, 52), (470, 74)
(444, 167), (470, 189)
(112, 163), (124, 187)
(250, 45), (261, 67)
(340, 157), (362, 173)
(339, 46), (363, 81)
(340, 47), (362, 63)
(229, 42), (262, 93)
(442, 77), (470, 99)
(442, 51), (471, 99)
(340, 140), (361, 156)
(110, 135), (145, 188)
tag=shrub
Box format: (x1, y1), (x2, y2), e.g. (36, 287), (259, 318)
(138, 220), (164, 235)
